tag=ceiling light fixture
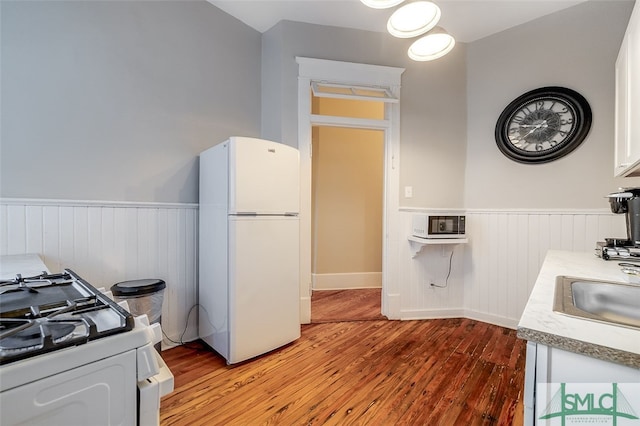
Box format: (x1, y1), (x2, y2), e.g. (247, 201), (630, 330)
(408, 27), (456, 61)
(387, 1), (441, 39)
(360, 0), (405, 9)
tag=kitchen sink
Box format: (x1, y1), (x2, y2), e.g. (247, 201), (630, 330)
(553, 276), (640, 330)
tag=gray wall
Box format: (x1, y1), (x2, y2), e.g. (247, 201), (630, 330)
(3, 1), (637, 209)
(465, 0), (639, 209)
(1, 0), (261, 203)
(261, 21), (468, 209)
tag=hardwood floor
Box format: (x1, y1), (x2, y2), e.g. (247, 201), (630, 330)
(311, 288), (386, 323)
(160, 318), (527, 425)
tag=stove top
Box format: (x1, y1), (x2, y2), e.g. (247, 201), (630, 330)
(595, 241), (640, 261)
(0, 269), (134, 365)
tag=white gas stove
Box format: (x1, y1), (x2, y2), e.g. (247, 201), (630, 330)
(0, 254), (173, 425)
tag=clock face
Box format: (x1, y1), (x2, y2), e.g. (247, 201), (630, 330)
(495, 87), (592, 164)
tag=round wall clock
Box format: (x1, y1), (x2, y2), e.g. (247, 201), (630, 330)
(494, 86), (592, 164)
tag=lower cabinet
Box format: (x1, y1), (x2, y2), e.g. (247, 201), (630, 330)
(524, 342), (640, 425)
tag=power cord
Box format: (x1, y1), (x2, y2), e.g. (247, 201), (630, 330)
(430, 249), (454, 288)
(161, 303), (212, 350)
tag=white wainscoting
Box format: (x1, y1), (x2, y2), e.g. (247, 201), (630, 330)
(0, 198), (199, 349)
(397, 210), (466, 320)
(398, 209), (626, 328)
(2, 200), (627, 346)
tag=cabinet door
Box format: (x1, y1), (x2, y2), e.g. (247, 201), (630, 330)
(538, 345), (640, 383)
(615, 1), (640, 176)
(629, 2), (640, 163)
(531, 343), (640, 426)
(614, 38), (629, 175)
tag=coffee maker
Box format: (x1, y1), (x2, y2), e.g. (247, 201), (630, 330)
(597, 188), (640, 260)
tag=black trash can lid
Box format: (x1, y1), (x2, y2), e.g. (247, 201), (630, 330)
(111, 279), (166, 296)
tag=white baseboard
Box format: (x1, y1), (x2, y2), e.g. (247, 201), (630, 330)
(397, 308), (518, 330)
(383, 292), (401, 320)
(300, 295), (311, 324)
(463, 309), (519, 330)
(399, 308), (464, 321)
(312, 272), (382, 290)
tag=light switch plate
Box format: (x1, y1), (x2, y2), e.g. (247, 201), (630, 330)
(404, 186), (413, 198)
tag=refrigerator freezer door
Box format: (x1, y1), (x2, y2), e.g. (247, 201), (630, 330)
(228, 216), (300, 364)
(229, 137), (300, 215)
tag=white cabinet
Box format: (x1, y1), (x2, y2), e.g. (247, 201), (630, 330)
(524, 342), (640, 425)
(615, 1), (640, 176)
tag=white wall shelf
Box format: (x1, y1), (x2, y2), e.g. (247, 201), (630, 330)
(408, 236), (468, 258)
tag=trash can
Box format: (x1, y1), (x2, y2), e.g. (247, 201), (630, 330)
(111, 278), (166, 353)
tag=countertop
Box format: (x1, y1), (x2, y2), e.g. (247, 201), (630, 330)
(0, 254), (48, 280)
(517, 250), (640, 368)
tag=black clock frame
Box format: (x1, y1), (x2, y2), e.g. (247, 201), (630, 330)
(494, 86), (592, 164)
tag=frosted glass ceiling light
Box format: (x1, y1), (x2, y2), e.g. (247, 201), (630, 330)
(387, 1), (441, 39)
(360, 0), (405, 9)
(408, 27), (455, 61)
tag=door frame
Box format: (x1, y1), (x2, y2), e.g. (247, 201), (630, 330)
(296, 57), (404, 323)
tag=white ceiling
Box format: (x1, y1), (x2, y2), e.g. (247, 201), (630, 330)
(207, 0), (588, 43)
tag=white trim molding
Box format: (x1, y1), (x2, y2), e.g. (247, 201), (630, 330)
(312, 272), (382, 290)
(0, 198), (198, 209)
(297, 57), (405, 87)
(296, 57), (405, 323)
(400, 206), (611, 215)
(400, 308), (465, 321)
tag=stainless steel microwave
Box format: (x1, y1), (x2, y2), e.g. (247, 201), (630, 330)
(412, 214), (466, 239)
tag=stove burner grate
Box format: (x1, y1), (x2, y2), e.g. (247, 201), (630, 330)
(0, 272), (75, 296)
(0, 300), (93, 356)
(0, 268), (134, 364)
(0, 321), (77, 352)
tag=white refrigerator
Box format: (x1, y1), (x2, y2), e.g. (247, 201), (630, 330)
(198, 136), (300, 364)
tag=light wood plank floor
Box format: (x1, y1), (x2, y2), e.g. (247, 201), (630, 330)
(311, 288), (386, 323)
(160, 318), (526, 425)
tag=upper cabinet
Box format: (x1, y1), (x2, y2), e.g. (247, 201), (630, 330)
(615, 1), (640, 177)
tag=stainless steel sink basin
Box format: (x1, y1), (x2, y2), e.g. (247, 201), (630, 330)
(553, 276), (640, 330)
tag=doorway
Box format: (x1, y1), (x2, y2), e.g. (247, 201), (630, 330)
(296, 57), (405, 323)
(310, 125), (385, 322)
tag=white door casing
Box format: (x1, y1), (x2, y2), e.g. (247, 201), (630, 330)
(296, 57), (404, 323)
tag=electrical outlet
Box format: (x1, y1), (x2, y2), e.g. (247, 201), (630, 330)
(424, 279), (435, 289)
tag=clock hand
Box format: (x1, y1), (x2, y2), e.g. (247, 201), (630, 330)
(520, 120), (548, 129)
(520, 123), (549, 128)
(513, 120), (549, 145)
(521, 126), (540, 139)
(519, 120), (548, 139)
